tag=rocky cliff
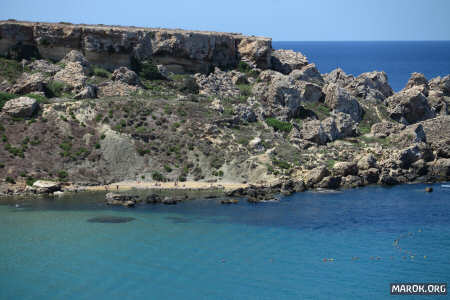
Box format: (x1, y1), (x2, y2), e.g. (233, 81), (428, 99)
(0, 20), (272, 73)
(0, 21), (449, 198)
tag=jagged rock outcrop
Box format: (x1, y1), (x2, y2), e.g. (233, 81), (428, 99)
(195, 68), (241, 98)
(323, 83), (363, 121)
(2, 96), (39, 117)
(295, 112), (357, 144)
(348, 71), (393, 102)
(10, 72), (47, 95)
(386, 86), (435, 124)
(233, 104), (257, 122)
(111, 67), (141, 86)
(105, 192), (139, 207)
(304, 166), (329, 187)
(357, 154), (377, 170)
(270, 49), (308, 74)
(324, 68), (355, 87)
(289, 64), (324, 85)
(28, 59), (62, 75)
(252, 70), (323, 119)
(370, 121), (406, 138)
(53, 51), (91, 90)
(333, 162), (358, 176)
(0, 20), (272, 73)
(429, 75), (450, 96)
(404, 72), (429, 95)
(74, 84), (97, 99)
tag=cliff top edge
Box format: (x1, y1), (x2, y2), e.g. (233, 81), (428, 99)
(0, 19), (272, 41)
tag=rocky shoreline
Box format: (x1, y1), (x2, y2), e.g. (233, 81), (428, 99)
(0, 20), (449, 201)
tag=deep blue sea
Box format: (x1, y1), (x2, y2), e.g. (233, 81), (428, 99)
(273, 41), (450, 91)
(1, 182), (449, 299)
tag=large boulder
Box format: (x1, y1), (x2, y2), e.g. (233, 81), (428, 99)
(323, 68), (355, 87)
(252, 70), (322, 118)
(386, 86), (435, 124)
(324, 83), (363, 121)
(304, 166), (330, 187)
(233, 104), (257, 122)
(105, 192), (139, 207)
(370, 122), (406, 138)
(53, 50), (90, 90)
(357, 154), (377, 170)
(62, 50), (90, 67)
(429, 158), (450, 180)
(289, 64), (324, 85)
(389, 124), (427, 148)
(195, 68), (241, 98)
(28, 59), (62, 75)
(10, 72), (47, 95)
(429, 75), (450, 96)
(111, 67), (141, 86)
(32, 180), (61, 194)
(404, 72), (429, 95)
(2, 96), (39, 117)
(395, 144), (433, 169)
(270, 49), (308, 74)
(54, 64), (88, 90)
(298, 112), (357, 144)
(74, 84), (97, 99)
(348, 71), (393, 102)
(333, 162), (358, 176)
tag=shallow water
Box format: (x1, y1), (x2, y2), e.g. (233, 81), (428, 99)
(273, 41), (450, 91)
(1, 183), (449, 299)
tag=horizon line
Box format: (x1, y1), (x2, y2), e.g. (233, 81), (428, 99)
(273, 40), (450, 42)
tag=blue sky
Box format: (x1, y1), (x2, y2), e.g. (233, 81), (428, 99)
(1, 0), (449, 41)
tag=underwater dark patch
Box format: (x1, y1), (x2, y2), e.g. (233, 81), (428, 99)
(165, 216), (192, 224)
(87, 216), (135, 223)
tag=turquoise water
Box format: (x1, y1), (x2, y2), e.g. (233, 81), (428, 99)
(1, 183), (449, 299)
(273, 41), (450, 91)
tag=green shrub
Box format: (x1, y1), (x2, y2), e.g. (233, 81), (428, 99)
(135, 127), (146, 134)
(266, 118), (293, 133)
(237, 61), (252, 73)
(95, 114), (103, 122)
(57, 170), (68, 179)
(164, 165), (172, 172)
(0, 57), (29, 83)
(152, 171), (165, 182)
(326, 159), (336, 169)
(92, 66), (110, 78)
(5, 176), (15, 184)
(25, 93), (49, 104)
(4, 143), (24, 157)
(273, 159), (290, 169)
(0, 162), (4, 168)
(238, 84), (252, 98)
(26, 177), (37, 186)
(100, 134), (106, 140)
(47, 80), (66, 97)
(131, 58), (164, 80)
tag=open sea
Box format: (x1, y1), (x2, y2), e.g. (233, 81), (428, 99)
(273, 41), (450, 91)
(1, 182), (450, 299)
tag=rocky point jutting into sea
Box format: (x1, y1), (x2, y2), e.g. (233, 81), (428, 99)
(0, 20), (449, 203)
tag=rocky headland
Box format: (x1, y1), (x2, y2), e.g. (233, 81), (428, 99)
(0, 20), (449, 203)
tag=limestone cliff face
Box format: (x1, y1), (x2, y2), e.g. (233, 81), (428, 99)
(0, 20), (272, 73)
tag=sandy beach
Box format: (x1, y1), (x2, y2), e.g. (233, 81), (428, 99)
(83, 181), (250, 192)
